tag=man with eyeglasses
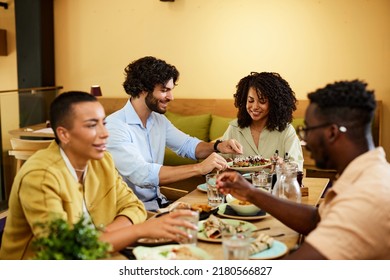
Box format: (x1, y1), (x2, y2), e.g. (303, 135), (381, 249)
(216, 80), (390, 259)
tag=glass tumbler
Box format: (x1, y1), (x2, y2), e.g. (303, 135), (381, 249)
(205, 173), (224, 207)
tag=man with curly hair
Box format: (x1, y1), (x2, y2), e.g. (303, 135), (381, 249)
(221, 72), (304, 170)
(216, 80), (390, 259)
(106, 56), (242, 211)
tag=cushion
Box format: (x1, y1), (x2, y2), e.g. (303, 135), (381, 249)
(164, 111), (211, 166)
(163, 148), (198, 166)
(291, 118), (304, 131)
(165, 111), (211, 141)
(210, 115), (234, 141)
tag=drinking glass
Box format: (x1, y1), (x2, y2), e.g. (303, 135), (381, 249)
(222, 230), (251, 260)
(174, 205), (199, 246)
(205, 173), (224, 207)
(252, 171), (272, 192)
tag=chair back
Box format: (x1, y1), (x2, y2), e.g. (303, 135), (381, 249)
(8, 138), (52, 172)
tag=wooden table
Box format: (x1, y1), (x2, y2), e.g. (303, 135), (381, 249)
(176, 176), (329, 259)
(9, 123), (54, 138)
(111, 177), (329, 260)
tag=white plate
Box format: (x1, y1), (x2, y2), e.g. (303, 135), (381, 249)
(217, 203), (270, 221)
(197, 183), (207, 193)
(133, 245), (213, 260)
(242, 173), (253, 180)
(249, 240), (288, 260)
(228, 163), (272, 172)
(136, 237), (174, 246)
(197, 218), (257, 243)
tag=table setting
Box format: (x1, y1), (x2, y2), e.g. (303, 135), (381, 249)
(127, 211), (288, 260)
(115, 174), (329, 260)
(125, 176), (289, 260)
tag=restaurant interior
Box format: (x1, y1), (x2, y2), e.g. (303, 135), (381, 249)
(0, 0), (389, 260)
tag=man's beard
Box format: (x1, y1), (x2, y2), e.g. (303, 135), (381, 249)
(310, 137), (330, 170)
(145, 93), (166, 114)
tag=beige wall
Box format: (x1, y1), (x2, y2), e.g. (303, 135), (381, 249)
(0, 0), (17, 90)
(1, 1), (389, 159)
(53, 0), (390, 159)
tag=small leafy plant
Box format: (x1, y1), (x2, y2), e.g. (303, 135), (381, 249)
(32, 215), (110, 260)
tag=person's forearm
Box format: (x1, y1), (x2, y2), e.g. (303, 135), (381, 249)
(159, 164), (202, 185)
(99, 216), (137, 252)
(99, 216), (154, 252)
(104, 215), (133, 232)
(194, 141), (214, 159)
(248, 189), (320, 235)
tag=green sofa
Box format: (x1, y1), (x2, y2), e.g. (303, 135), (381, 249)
(163, 111), (235, 165)
(163, 111), (306, 166)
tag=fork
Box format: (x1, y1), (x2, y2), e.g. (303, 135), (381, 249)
(251, 227), (270, 233)
(251, 227), (285, 238)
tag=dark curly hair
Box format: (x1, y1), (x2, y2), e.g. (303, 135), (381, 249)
(234, 72), (297, 131)
(123, 56), (179, 97)
(307, 80), (376, 140)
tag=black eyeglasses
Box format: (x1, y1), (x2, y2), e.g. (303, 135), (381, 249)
(297, 123), (347, 140)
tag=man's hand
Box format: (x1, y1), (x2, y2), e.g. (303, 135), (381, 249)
(216, 171), (254, 201)
(217, 139), (243, 154)
(197, 152), (229, 175)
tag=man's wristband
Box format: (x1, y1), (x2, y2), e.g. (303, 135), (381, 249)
(214, 140), (223, 153)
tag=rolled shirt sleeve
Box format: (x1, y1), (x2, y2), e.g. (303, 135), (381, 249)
(106, 100), (200, 206)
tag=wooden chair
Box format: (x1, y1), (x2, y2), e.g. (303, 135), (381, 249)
(160, 186), (189, 202)
(8, 138), (53, 173)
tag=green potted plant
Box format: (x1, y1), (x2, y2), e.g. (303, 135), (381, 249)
(32, 214), (110, 260)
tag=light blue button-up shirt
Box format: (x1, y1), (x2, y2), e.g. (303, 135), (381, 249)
(106, 100), (201, 211)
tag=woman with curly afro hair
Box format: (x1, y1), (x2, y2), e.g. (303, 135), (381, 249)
(221, 72), (303, 170)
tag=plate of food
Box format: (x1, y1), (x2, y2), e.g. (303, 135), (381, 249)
(156, 202), (217, 221)
(136, 237), (176, 246)
(133, 244), (213, 260)
(217, 203), (270, 221)
(196, 183), (207, 193)
(191, 203), (219, 220)
(249, 240), (288, 260)
(197, 215), (257, 243)
(228, 156), (272, 172)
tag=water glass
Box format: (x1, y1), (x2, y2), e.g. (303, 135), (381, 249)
(252, 171), (272, 192)
(222, 230), (251, 260)
(206, 173), (224, 207)
(174, 209), (199, 246)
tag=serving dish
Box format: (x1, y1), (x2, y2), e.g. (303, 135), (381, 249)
(228, 164), (272, 172)
(217, 203), (269, 221)
(226, 194), (261, 216)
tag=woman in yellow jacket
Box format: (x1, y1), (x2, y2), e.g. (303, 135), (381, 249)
(0, 91), (195, 260)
